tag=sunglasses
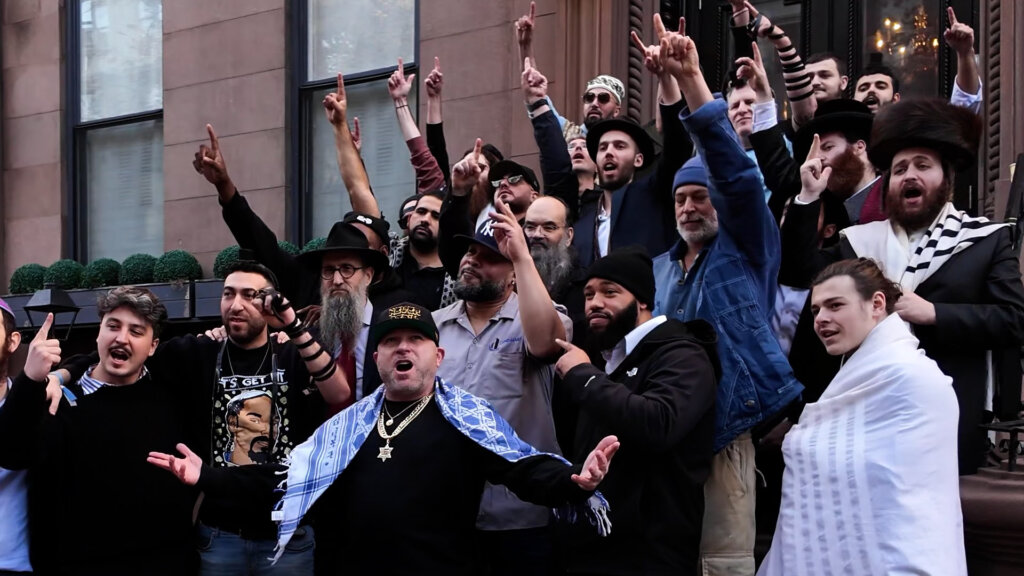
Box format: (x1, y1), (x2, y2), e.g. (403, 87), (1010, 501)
(582, 92), (614, 105)
(491, 174), (525, 188)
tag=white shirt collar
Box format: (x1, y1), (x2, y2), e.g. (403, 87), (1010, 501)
(602, 315), (668, 375)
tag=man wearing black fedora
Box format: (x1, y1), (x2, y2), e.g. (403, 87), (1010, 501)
(570, 17), (693, 270)
(783, 98), (1024, 475)
(295, 221), (413, 406)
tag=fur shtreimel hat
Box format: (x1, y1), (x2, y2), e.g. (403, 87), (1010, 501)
(868, 98), (982, 171)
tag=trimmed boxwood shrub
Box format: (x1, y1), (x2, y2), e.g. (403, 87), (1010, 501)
(81, 258), (121, 289)
(43, 259), (85, 290)
(279, 240), (300, 255)
(302, 237), (327, 253)
(9, 263), (47, 294)
(153, 250), (202, 283)
(120, 253), (158, 284)
(213, 245), (241, 279)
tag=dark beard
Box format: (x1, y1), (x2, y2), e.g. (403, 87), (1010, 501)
(320, 290), (364, 350)
(408, 225), (438, 252)
(586, 300), (639, 351)
(453, 278), (506, 302)
(530, 242), (577, 298)
(826, 147), (867, 200)
(886, 185), (948, 231)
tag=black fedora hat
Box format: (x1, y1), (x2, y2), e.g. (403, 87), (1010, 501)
(297, 222), (390, 276)
(794, 99), (874, 163)
(586, 117), (655, 169)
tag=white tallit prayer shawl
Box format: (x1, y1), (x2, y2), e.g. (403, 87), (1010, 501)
(758, 314), (966, 576)
(272, 377), (611, 562)
(842, 202), (1009, 291)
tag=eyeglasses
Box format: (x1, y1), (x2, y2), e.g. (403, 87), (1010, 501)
(490, 174), (524, 188)
(523, 223), (564, 234)
(320, 264), (366, 281)
(582, 92), (613, 105)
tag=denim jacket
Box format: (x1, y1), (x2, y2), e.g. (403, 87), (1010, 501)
(653, 99), (802, 452)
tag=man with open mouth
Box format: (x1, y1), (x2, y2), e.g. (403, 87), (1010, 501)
(148, 301), (619, 576)
(782, 97), (1024, 476)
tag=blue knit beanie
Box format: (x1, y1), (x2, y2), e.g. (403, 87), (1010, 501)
(672, 155), (708, 192)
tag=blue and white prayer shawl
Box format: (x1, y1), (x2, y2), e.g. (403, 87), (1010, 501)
(272, 377), (611, 562)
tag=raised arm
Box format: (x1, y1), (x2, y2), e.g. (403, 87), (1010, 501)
(728, 0), (754, 61)
(745, 1), (815, 130)
(389, 57), (445, 194)
(0, 314), (61, 469)
(324, 72), (379, 217)
(424, 57), (451, 186)
(490, 200), (567, 358)
(438, 138), (484, 277)
(944, 6), (982, 112)
(522, 59), (578, 216)
(515, 1), (537, 70)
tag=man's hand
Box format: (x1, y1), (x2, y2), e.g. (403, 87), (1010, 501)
(554, 337), (592, 378)
(944, 7), (975, 56)
(387, 58), (416, 102)
(451, 138), (483, 196)
(798, 134), (831, 202)
(425, 57), (443, 99)
(735, 42), (772, 102)
(192, 124), (231, 188)
(24, 313), (60, 382)
(515, 1), (536, 51)
(572, 435), (620, 491)
(322, 73), (349, 129)
(659, 17), (700, 81)
(44, 374), (63, 415)
(253, 289), (296, 331)
(489, 199), (530, 263)
(759, 418), (793, 448)
(895, 290), (937, 325)
(744, 0), (775, 38)
(201, 325), (228, 342)
(147, 443), (202, 486)
(630, 26), (664, 76)
(521, 58), (549, 104)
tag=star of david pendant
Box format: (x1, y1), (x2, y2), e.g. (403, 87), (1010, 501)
(378, 444), (393, 462)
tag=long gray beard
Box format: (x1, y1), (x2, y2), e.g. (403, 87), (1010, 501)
(531, 243), (576, 298)
(319, 290), (364, 350)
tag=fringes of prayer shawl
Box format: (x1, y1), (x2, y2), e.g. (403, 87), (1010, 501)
(272, 378), (612, 562)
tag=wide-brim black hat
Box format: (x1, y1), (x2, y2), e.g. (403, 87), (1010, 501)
(489, 160), (540, 191)
(868, 98), (982, 172)
(586, 117), (655, 169)
(296, 222), (390, 275)
(794, 99), (874, 163)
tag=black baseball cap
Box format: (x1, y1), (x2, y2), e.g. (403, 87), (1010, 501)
(370, 302), (439, 349)
(488, 160), (540, 191)
(343, 211), (391, 244)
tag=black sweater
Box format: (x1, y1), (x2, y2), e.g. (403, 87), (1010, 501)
(560, 319), (718, 575)
(0, 372), (201, 575)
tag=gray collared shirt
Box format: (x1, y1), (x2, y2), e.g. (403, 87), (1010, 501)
(433, 292), (573, 531)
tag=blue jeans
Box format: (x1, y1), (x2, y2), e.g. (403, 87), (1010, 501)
(197, 522), (315, 576)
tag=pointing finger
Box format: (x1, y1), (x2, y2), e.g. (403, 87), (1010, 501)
(205, 124), (220, 152)
(653, 13), (667, 39)
(752, 41), (763, 66)
(679, 16), (686, 37)
(947, 6), (958, 26)
(554, 338), (574, 351)
(808, 133), (822, 159)
(630, 30), (647, 52)
(524, 57), (532, 71)
(433, 56), (440, 72)
(35, 313), (54, 342)
(472, 138), (482, 164)
(336, 73), (346, 100)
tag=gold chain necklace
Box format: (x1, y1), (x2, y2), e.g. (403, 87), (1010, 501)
(376, 393), (433, 462)
(383, 399), (421, 426)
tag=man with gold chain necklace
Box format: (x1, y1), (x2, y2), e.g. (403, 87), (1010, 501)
(149, 301), (620, 575)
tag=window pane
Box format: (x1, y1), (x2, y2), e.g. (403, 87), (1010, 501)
(307, 0), (415, 80)
(80, 0), (163, 121)
(85, 120), (164, 260)
(863, 1), (940, 99)
(307, 80), (417, 238)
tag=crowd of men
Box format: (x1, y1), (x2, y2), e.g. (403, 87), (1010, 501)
(0, 2), (1021, 575)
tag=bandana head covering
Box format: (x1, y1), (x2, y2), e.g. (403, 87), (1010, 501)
(585, 75), (625, 104)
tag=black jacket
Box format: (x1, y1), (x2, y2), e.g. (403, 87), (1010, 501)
(782, 199), (1024, 474)
(559, 319), (718, 575)
(748, 123), (799, 224)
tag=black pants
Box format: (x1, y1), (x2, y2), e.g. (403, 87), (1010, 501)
(474, 526), (554, 576)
